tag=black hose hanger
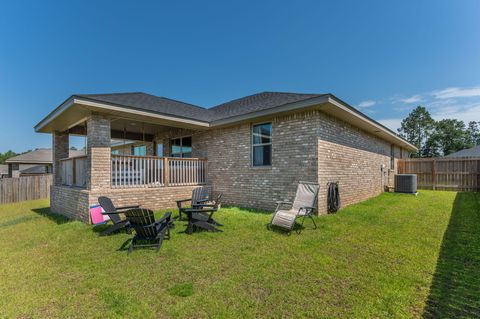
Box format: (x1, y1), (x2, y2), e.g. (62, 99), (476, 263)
(327, 182), (340, 213)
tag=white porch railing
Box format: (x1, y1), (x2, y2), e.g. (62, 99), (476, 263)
(60, 156), (87, 187)
(111, 155), (207, 188)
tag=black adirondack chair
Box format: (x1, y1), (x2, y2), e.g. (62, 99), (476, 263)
(183, 193), (223, 234)
(98, 196), (139, 236)
(176, 186), (211, 221)
(124, 208), (172, 253)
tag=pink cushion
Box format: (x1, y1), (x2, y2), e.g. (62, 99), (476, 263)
(90, 205), (106, 224)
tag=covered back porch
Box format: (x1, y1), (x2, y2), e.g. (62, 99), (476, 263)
(36, 96), (211, 222)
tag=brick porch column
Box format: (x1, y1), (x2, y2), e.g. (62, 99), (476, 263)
(86, 113), (111, 190)
(52, 131), (69, 186)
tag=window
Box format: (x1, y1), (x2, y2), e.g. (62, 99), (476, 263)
(131, 145), (147, 156)
(170, 137), (192, 158)
(111, 149), (120, 155)
(390, 144), (395, 169)
(156, 143), (164, 157)
(252, 123), (272, 166)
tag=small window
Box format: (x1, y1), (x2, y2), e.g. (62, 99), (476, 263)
(252, 123), (272, 166)
(156, 143), (164, 157)
(131, 145), (147, 156)
(111, 149), (120, 155)
(170, 137), (192, 158)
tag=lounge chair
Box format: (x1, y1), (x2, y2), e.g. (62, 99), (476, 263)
(176, 186), (211, 221)
(183, 193), (223, 234)
(98, 196), (139, 236)
(124, 208), (172, 253)
(268, 182), (319, 234)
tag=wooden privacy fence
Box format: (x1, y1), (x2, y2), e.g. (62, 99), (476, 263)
(398, 157), (480, 191)
(0, 174), (53, 204)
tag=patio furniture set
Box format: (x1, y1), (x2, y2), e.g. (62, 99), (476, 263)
(97, 182), (319, 253)
(98, 186), (223, 253)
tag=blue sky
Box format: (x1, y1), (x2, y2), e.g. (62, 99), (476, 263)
(0, 0), (479, 152)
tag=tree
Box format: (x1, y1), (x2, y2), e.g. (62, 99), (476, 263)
(398, 106), (436, 157)
(0, 150), (18, 164)
(427, 119), (473, 156)
(467, 121), (480, 146)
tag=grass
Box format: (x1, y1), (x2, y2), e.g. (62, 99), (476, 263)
(0, 191), (478, 318)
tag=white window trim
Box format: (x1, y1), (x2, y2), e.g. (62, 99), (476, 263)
(170, 136), (192, 158)
(251, 122), (272, 167)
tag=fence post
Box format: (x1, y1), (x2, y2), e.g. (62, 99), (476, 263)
(432, 159), (436, 190)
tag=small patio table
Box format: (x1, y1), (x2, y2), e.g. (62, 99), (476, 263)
(182, 207), (223, 234)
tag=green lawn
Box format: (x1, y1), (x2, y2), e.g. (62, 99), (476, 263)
(0, 191), (478, 318)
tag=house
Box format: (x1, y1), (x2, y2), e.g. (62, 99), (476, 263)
(5, 148), (85, 178)
(445, 145), (480, 158)
(34, 92), (417, 222)
(0, 165), (8, 179)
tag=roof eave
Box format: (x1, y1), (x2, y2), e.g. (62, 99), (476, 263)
(35, 96), (210, 133)
(326, 95), (418, 152)
(5, 159), (52, 164)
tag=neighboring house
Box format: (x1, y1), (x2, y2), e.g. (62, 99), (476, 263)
(445, 145), (480, 158)
(0, 164), (8, 179)
(5, 148), (85, 178)
(35, 92), (416, 222)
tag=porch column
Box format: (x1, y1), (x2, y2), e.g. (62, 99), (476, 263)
(52, 131), (69, 186)
(86, 113), (111, 190)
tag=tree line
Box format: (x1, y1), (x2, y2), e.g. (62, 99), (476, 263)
(398, 106), (479, 157)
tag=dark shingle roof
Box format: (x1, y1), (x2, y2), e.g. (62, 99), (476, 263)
(445, 145), (480, 157)
(6, 149), (85, 164)
(73, 91), (326, 122)
(75, 92), (213, 122)
(208, 92), (326, 121)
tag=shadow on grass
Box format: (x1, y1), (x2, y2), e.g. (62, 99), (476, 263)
(221, 205), (271, 215)
(31, 207), (71, 225)
(0, 215), (40, 228)
(423, 192), (480, 318)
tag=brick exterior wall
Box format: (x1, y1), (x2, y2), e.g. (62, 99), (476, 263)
(50, 185), (197, 222)
(52, 131), (69, 186)
(88, 186), (198, 214)
(198, 111), (319, 211)
(316, 112), (395, 213)
(86, 114), (111, 191)
(50, 186), (90, 222)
